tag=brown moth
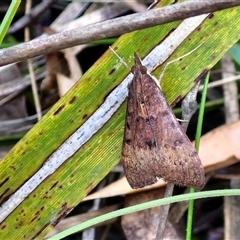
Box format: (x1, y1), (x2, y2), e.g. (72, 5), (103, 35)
(121, 53), (205, 189)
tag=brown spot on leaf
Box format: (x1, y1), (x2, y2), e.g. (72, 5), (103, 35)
(17, 221), (24, 227)
(0, 188), (10, 201)
(69, 96), (77, 104)
(82, 114), (88, 120)
(1, 224), (6, 230)
(10, 165), (16, 170)
(50, 181), (58, 190)
(35, 210), (40, 216)
(53, 105), (65, 115)
(30, 215), (38, 223)
(181, 66), (186, 71)
(109, 68), (116, 75)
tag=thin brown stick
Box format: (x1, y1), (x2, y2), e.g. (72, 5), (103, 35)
(155, 183), (174, 240)
(25, 0), (42, 120)
(0, 0), (239, 66)
(222, 54), (240, 239)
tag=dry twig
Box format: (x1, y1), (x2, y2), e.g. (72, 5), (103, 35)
(0, 0), (239, 66)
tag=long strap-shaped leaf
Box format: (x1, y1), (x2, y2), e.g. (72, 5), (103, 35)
(0, 1), (239, 238)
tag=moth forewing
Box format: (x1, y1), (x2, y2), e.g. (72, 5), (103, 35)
(121, 53), (205, 189)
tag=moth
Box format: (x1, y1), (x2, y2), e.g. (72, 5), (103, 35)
(121, 53), (205, 189)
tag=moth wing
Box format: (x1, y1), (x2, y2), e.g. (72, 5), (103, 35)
(121, 71), (158, 189)
(121, 142), (158, 189)
(142, 76), (205, 189)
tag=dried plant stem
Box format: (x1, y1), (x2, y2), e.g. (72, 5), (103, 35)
(25, 0), (42, 120)
(0, 0), (239, 66)
(155, 183), (174, 239)
(222, 55), (240, 239)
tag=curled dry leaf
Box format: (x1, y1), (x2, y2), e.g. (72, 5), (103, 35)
(84, 120), (240, 200)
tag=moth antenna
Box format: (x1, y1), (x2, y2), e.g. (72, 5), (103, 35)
(158, 43), (203, 83)
(109, 46), (131, 71)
